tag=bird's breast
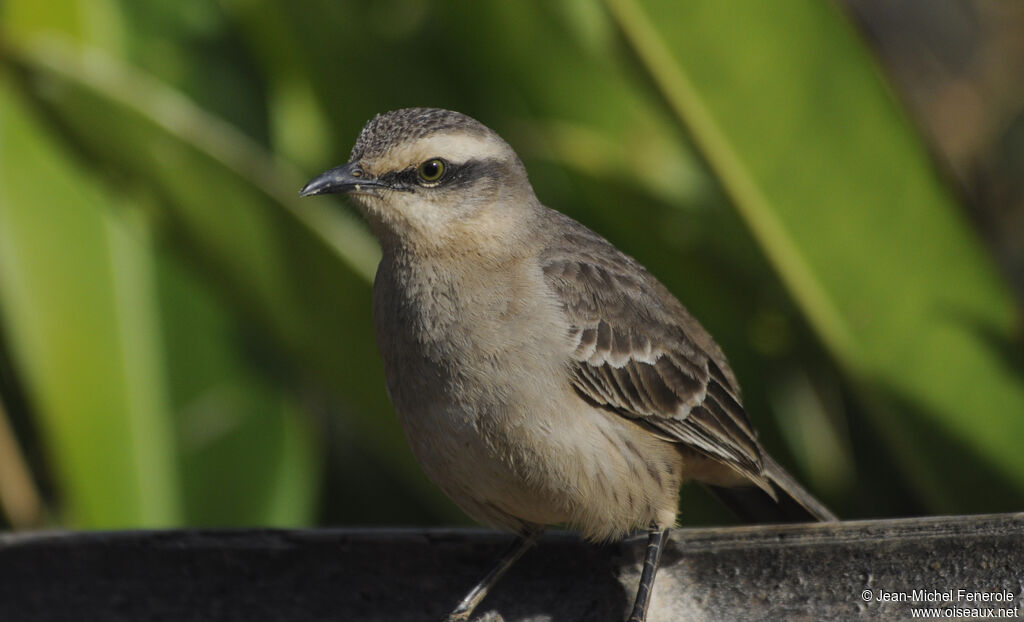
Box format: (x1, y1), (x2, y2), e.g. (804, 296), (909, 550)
(372, 252), (568, 398)
(370, 253), (578, 519)
(369, 252), (682, 539)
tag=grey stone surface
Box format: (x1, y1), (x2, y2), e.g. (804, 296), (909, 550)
(0, 513), (1021, 621)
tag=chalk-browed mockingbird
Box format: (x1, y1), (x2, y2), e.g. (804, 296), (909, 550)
(301, 108), (837, 622)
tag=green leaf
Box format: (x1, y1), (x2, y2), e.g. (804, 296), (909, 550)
(158, 246), (319, 527)
(604, 0), (1024, 510)
(0, 77), (181, 527)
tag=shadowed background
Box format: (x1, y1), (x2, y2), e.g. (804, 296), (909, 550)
(0, 0), (1022, 532)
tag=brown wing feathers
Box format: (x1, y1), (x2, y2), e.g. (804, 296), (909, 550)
(542, 246), (770, 492)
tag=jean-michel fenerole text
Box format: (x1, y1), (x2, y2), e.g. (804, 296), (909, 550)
(872, 589), (1016, 603)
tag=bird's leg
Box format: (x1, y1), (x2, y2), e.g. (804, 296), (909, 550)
(627, 526), (669, 622)
(446, 528), (544, 622)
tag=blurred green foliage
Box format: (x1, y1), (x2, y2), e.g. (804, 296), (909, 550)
(0, 0), (1020, 531)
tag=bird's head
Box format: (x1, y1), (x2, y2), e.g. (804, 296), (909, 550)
(301, 108), (537, 254)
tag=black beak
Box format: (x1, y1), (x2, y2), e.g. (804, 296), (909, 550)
(299, 162), (384, 197)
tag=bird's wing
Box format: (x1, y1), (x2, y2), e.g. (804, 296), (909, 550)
(540, 222), (768, 488)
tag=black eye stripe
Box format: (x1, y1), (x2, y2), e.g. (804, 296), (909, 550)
(377, 158), (507, 190)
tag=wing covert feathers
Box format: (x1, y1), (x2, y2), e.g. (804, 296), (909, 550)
(539, 216), (771, 492)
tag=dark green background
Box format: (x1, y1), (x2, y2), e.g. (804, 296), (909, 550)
(0, 0), (1021, 531)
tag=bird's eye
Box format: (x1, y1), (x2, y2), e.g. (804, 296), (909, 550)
(416, 158), (447, 184)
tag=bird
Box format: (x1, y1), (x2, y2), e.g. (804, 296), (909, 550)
(300, 107), (837, 622)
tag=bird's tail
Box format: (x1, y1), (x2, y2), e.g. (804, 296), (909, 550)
(707, 454), (838, 523)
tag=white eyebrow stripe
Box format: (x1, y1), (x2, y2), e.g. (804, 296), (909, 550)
(371, 132), (510, 171)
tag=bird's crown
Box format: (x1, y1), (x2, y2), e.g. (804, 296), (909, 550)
(350, 108), (491, 162)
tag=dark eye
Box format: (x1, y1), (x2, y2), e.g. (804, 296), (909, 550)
(416, 158), (447, 184)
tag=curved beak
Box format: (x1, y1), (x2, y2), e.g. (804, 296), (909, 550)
(299, 162), (385, 197)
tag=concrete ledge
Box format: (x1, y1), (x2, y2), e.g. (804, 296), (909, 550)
(1, 513), (1022, 621)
